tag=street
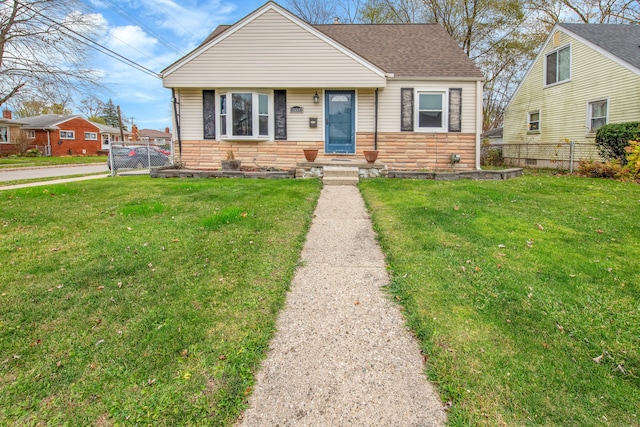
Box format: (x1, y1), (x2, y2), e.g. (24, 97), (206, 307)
(0, 164), (110, 182)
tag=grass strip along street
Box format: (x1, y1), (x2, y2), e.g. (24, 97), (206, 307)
(0, 177), (320, 425)
(0, 155), (108, 168)
(360, 173), (640, 426)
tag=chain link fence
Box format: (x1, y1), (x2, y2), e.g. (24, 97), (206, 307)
(481, 142), (603, 171)
(109, 140), (174, 176)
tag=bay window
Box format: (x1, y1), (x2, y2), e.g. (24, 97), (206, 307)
(219, 91), (271, 139)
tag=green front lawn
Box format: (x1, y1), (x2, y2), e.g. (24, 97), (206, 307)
(0, 177), (320, 425)
(0, 155), (108, 168)
(360, 174), (640, 426)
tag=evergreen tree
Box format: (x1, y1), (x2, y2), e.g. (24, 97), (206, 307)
(101, 99), (120, 128)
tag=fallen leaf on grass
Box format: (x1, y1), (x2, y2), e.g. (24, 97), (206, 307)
(29, 339), (41, 347)
(498, 244), (506, 248)
(172, 238), (180, 242)
(593, 354), (604, 363)
(536, 223), (544, 231)
(240, 212), (248, 218)
(218, 354), (226, 361)
(596, 229), (604, 234)
(50, 247), (61, 252)
(556, 324), (564, 331)
(97, 286), (104, 291)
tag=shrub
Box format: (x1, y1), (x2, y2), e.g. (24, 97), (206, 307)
(595, 122), (640, 165)
(576, 160), (624, 179)
(623, 140), (640, 179)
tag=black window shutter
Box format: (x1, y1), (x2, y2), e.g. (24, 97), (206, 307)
(448, 88), (462, 132)
(203, 90), (215, 140)
(274, 90), (287, 140)
(401, 88), (414, 131)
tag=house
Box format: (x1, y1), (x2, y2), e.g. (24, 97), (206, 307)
(160, 1), (484, 171)
(0, 110), (28, 155)
(503, 23), (640, 168)
(18, 114), (104, 156)
(136, 127), (172, 145)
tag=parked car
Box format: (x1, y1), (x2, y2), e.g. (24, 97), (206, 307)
(108, 146), (170, 170)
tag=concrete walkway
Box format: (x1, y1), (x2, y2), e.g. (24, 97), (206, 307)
(239, 185), (446, 426)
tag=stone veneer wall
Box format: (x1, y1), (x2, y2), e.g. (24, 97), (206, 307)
(177, 132), (477, 170)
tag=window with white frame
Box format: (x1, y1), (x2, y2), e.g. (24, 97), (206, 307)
(27, 130), (35, 139)
(60, 130), (75, 139)
(416, 91), (447, 132)
(0, 126), (8, 143)
(219, 92), (271, 139)
(528, 111), (540, 131)
(588, 99), (607, 132)
(85, 132), (97, 140)
(545, 45), (570, 86)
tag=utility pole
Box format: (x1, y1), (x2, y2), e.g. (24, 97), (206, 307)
(117, 106), (125, 144)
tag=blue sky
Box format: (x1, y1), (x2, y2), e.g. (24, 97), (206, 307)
(82, 0), (267, 131)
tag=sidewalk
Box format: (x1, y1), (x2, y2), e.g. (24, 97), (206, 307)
(0, 174), (110, 191)
(239, 185), (446, 426)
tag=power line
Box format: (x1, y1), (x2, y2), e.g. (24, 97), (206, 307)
(19, 1), (161, 79)
(96, 0), (187, 56)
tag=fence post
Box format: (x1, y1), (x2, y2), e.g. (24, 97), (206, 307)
(569, 141), (575, 174)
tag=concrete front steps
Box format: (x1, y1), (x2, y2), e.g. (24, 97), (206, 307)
(322, 166), (359, 186)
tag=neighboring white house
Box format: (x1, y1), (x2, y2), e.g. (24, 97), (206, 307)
(503, 23), (640, 168)
(160, 1), (484, 171)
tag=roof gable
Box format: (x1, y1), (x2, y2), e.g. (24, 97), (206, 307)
(506, 23), (640, 111)
(558, 23), (640, 72)
(162, 2), (386, 82)
(162, 1), (482, 85)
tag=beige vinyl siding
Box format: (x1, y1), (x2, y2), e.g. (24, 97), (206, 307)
(163, 9), (385, 89)
(504, 29), (640, 146)
(357, 90), (375, 132)
(377, 81), (478, 133)
(178, 89), (204, 141)
(286, 90), (323, 141)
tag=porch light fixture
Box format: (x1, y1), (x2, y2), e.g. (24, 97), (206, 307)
(313, 91), (320, 104)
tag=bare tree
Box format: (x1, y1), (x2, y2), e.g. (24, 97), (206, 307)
(285, 0), (365, 23)
(529, 0), (640, 25)
(0, 0), (103, 107)
(78, 95), (105, 119)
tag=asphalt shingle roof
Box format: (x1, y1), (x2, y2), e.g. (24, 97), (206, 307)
(18, 114), (79, 130)
(559, 23), (640, 71)
(199, 22), (483, 79)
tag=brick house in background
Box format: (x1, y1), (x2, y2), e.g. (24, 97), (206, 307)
(138, 127), (172, 144)
(18, 115), (103, 156)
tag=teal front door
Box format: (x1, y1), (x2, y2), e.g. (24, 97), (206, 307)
(325, 91), (355, 154)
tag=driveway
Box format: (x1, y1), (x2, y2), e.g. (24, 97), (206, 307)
(0, 164), (109, 182)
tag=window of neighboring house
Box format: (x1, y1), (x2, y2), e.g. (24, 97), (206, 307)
(545, 45), (571, 86)
(528, 111), (540, 132)
(85, 132), (97, 140)
(102, 134), (110, 145)
(588, 99), (608, 133)
(27, 130), (35, 139)
(219, 92), (271, 139)
(0, 126), (8, 143)
(60, 130), (75, 139)
(416, 91), (447, 132)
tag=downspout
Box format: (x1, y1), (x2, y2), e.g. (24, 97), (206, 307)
(172, 88), (182, 161)
(374, 88), (379, 151)
(476, 80), (483, 170)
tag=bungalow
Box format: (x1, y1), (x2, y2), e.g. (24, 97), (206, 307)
(18, 114), (103, 156)
(503, 23), (640, 168)
(160, 1), (484, 171)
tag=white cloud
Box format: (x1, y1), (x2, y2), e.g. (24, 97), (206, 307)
(106, 25), (159, 60)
